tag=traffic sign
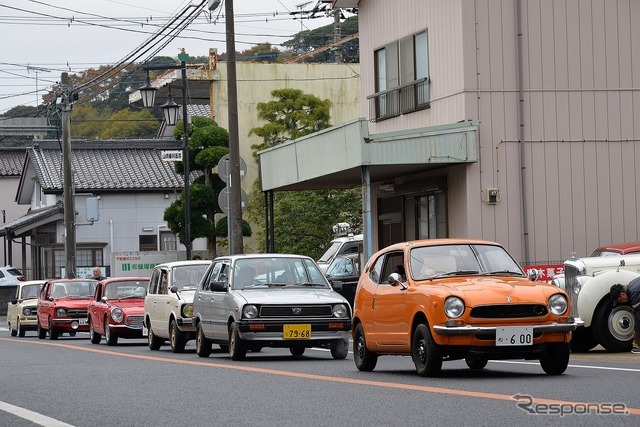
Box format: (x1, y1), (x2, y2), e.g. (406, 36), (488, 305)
(218, 188), (248, 215)
(217, 154), (247, 183)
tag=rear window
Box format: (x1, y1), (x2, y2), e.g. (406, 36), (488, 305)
(6, 268), (24, 277)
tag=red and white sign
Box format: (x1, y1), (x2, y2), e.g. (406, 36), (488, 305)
(523, 264), (564, 283)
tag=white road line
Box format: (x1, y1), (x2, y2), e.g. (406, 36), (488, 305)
(490, 360), (640, 373)
(0, 400), (75, 427)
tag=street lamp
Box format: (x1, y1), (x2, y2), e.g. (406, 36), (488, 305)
(139, 50), (192, 259)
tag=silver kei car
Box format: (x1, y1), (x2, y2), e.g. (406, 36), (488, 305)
(192, 254), (351, 361)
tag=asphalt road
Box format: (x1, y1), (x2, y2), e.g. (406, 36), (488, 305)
(1, 317), (639, 427)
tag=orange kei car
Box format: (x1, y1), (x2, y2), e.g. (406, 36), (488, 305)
(352, 239), (577, 377)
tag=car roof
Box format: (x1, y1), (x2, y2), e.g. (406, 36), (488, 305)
(593, 241), (640, 254)
(101, 277), (150, 283)
(18, 280), (46, 287)
(330, 234), (363, 243)
(46, 278), (98, 283)
(378, 238), (502, 252)
(153, 260), (213, 268)
(214, 253), (315, 262)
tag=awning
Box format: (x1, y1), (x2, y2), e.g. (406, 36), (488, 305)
(0, 201), (63, 237)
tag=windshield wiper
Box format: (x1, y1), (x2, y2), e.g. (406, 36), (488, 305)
(484, 270), (523, 276)
(437, 270), (480, 277)
(286, 282), (327, 288)
(118, 295), (143, 300)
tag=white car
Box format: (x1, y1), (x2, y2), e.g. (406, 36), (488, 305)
(317, 234), (363, 272)
(144, 260), (212, 352)
(0, 266), (26, 287)
(7, 280), (46, 337)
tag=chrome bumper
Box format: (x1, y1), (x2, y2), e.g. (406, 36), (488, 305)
(433, 322), (578, 335)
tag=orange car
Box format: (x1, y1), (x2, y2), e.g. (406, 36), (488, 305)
(352, 239), (577, 377)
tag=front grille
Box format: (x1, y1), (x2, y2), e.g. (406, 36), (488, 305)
(470, 304), (548, 319)
(259, 305), (333, 318)
(564, 264), (580, 318)
(66, 308), (88, 318)
(126, 315), (144, 328)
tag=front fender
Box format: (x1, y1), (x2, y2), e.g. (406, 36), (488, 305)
(578, 270), (640, 327)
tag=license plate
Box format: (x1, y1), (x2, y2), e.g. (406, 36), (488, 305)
(496, 326), (532, 346)
(79, 318), (88, 326)
(283, 324), (311, 339)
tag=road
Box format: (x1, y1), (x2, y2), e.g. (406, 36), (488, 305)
(0, 318), (638, 426)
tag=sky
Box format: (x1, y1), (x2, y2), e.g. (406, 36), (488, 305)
(0, 0), (340, 115)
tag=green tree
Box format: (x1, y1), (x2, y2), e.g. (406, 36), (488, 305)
(99, 108), (158, 138)
(247, 89), (361, 258)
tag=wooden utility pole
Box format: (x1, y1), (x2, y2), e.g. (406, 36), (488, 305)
(60, 72), (76, 278)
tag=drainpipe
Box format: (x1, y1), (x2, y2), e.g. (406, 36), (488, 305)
(362, 165), (373, 262)
(516, 0), (530, 263)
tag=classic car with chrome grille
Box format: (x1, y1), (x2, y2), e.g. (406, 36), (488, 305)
(192, 254), (351, 360)
(88, 277), (149, 346)
(37, 279), (98, 339)
(352, 239), (577, 377)
(7, 280), (46, 337)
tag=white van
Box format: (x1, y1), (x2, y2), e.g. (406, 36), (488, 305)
(317, 234), (363, 272)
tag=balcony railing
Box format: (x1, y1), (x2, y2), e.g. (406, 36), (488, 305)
(367, 77), (430, 122)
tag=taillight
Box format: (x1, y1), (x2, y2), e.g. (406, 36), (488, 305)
(18, 276), (26, 281)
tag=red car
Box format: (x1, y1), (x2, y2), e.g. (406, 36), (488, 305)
(590, 241), (640, 257)
(37, 279), (98, 340)
(88, 277), (149, 346)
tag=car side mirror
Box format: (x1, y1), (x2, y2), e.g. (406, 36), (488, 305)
(388, 273), (407, 290)
(210, 281), (226, 292)
(101, 296), (108, 303)
(10, 298), (18, 305)
(527, 269), (539, 282)
(330, 280), (343, 291)
(170, 285), (179, 294)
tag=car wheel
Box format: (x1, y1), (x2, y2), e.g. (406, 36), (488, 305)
(290, 346), (306, 357)
(592, 301), (634, 352)
(195, 323), (212, 358)
(17, 318), (25, 337)
(89, 319), (101, 344)
(228, 322), (247, 361)
(540, 342), (570, 375)
(48, 317), (59, 340)
(330, 338), (349, 360)
(465, 357), (488, 370)
(10, 320), (17, 337)
(353, 323), (378, 371)
(411, 324), (442, 377)
(105, 317), (118, 346)
(37, 321), (46, 339)
(569, 327), (598, 352)
(169, 319), (186, 353)
(147, 322), (163, 351)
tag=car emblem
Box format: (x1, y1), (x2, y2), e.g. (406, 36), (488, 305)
(292, 307), (302, 315)
(506, 296), (512, 302)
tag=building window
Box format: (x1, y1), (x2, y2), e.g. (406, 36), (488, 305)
(139, 235), (158, 251)
(160, 231), (177, 251)
(369, 30), (430, 122)
(43, 247), (104, 279)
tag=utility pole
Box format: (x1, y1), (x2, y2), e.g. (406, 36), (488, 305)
(225, 0), (244, 255)
(332, 8), (342, 63)
(60, 72), (77, 278)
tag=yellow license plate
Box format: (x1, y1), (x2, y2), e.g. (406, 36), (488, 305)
(283, 324), (311, 339)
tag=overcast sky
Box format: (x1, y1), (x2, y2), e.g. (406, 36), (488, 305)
(0, 0), (339, 114)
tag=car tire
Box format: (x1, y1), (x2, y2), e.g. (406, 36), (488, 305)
(290, 346), (306, 357)
(592, 300), (634, 352)
(37, 321), (46, 339)
(330, 338), (349, 360)
(228, 321), (247, 361)
(48, 317), (59, 340)
(89, 320), (101, 344)
(10, 320), (17, 337)
(105, 317), (118, 346)
(540, 342), (570, 375)
(569, 327), (598, 352)
(195, 323), (212, 358)
(465, 357), (488, 370)
(147, 322), (163, 351)
(353, 323), (378, 372)
(169, 319), (186, 353)
(17, 318), (25, 337)
(411, 324), (442, 377)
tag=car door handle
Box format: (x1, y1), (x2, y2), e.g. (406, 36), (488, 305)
(210, 297), (215, 301)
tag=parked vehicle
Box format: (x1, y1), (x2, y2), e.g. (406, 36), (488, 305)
(37, 279), (98, 339)
(144, 260), (212, 353)
(352, 239), (576, 377)
(317, 234), (363, 272)
(7, 280), (46, 337)
(325, 253), (361, 307)
(0, 265), (26, 287)
(552, 253), (640, 352)
(192, 254), (351, 361)
(88, 277), (150, 346)
(590, 241), (640, 257)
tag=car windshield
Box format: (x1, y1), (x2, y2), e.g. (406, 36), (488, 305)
(326, 257), (359, 277)
(318, 242), (343, 263)
(409, 244), (523, 280)
(51, 281), (97, 298)
(20, 284), (41, 299)
(172, 265), (209, 290)
(103, 280), (148, 299)
(232, 257), (330, 290)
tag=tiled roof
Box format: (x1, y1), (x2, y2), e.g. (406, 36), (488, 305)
(0, 147), (28, 176)
(0, 201), (64, 237)
(28, 140), (188, 192)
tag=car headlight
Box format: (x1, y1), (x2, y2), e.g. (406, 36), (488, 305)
(243, 304), (258, 319)
(549, 294), (568, 315)
(182, 304), (194, 318)
(332, 304), (349, 318)
(56, 308), (67, 317)
(23, 307), (32, 316)
(444, 297), (465, 318)
(110, 307), (124, 323)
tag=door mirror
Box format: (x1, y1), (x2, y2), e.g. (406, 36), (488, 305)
(170, 285), (179, 294)
(10, 298), (18, 305)
(330, 280), (343, 291)
(210, 281), (226, 292)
